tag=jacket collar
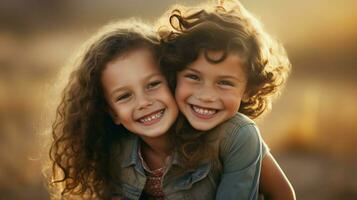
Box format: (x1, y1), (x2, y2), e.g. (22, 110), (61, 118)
(121, 135), (139, 168)
(117, 135), (146, 176)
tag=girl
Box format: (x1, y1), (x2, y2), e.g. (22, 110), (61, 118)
(47, 20), (179, 199)
(46, 19), (264, 200)
(158, 0), (295, 199)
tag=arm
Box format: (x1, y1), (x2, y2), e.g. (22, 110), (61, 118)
(259, 153), (296, 200)
(216, 124), (263, 200)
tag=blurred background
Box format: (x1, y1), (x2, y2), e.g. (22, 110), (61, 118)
(0, 0), (356, 199)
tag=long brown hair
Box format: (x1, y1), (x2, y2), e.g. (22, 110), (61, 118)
(158, 0), (291, 170)
(47, 20), (160, 199)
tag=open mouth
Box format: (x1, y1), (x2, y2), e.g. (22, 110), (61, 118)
(137, 109), (165, 126)
(190, 104), (218, 119)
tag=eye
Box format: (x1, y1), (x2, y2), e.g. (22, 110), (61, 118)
(218, 80), (235, 87)
(146, 80), (162, 90)
(185, 74), (200, 81)
(116, 92), (132, 102)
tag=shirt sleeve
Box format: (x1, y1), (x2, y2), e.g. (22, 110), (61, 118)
(216, 124), (264, 200)
(262, 138), (270, 158)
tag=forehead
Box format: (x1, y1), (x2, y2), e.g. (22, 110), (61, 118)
(187, 51), (246, 79)
(101, 48), (160, 91)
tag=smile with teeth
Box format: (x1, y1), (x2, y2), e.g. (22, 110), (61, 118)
(191, 104), (217, 119)
(138, 109), (165, 125)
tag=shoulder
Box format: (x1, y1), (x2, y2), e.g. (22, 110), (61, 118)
(225, 112), (255, 127)
(226, 112), (259, 140)
(218, 113), (255, 132)
(215, 113), (263, 163)
(111, 133), (138, 160)
(223, 113), (270, 157)
(209, 112), (258, 140)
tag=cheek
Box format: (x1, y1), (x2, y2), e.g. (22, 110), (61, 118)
(175, 81), (193, 103)
(155, 86), (177, 109)
(222, 93), (243, 113)
(161, 89), (176, 107)
(114, 105), (132, 123)
(175, 88), (185, 106)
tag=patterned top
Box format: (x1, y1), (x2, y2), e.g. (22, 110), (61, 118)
(138, 144), (170, 200)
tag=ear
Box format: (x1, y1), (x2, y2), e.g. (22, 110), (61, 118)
(108, 108), (121, 125)
(242, 92), (250, 103)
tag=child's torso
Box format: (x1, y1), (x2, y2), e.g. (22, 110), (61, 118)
(111, 134), (220, 200)
(110, 113), (264, 200)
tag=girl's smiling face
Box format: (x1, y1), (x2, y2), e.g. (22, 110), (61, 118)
(101, 48), (178, 138)
(175, 51), (248, 131)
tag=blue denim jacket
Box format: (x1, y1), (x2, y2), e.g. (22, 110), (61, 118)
(110, 113), (264, 200)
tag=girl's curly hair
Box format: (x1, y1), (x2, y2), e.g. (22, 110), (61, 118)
(47, 20), (160, 199)
(157, 0), (291, 170)
(159, 0), (291, 119)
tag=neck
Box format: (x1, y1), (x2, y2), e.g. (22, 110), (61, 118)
(140, 133), (171, 157)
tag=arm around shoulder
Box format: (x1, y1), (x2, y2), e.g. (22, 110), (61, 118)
(260, 153), (296, 200)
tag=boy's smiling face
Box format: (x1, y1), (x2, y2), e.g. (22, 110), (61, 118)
(175, 51), (248, 131)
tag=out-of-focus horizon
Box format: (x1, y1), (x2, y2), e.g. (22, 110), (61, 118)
(0, 0), (356, 199)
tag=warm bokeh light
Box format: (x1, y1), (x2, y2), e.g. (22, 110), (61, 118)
(0, 0), (356, 199)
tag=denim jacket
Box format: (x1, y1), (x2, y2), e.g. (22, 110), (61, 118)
(110, 113), (264, 200)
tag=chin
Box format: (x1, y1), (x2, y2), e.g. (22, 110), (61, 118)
(189, 122), (216, 132)
(144, 129), (167, 138)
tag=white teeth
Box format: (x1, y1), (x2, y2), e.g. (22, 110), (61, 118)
(192, 106), (216, 115)
(139, 110), (164, 123)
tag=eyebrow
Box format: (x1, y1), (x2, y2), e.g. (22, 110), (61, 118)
(184, 67), (246, 82)
(218, 75), (246, 82)
(109, 87), (127, 101)
(109, 72), (163, 99)
(184, 67), (201, 74)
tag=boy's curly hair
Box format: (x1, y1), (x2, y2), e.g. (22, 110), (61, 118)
(157, 0), (291, 170)
(47, 20), (160, 199)
(159, 0), (291, 119)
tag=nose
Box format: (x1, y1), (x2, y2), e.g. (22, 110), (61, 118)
(137, 93), (154, 110)
(195, 86), (218, 102)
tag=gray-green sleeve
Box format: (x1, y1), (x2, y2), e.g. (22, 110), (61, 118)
(261, 139), (270, 157)
(216, 124), (264, 200)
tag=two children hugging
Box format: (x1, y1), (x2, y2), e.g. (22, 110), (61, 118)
(46, 1), (295, 199)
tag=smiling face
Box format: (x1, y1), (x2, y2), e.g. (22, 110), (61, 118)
(101, 48), (178, 138)
(175, 51), (248, 131)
